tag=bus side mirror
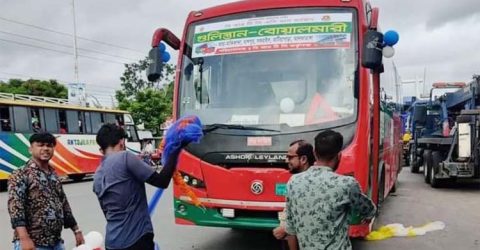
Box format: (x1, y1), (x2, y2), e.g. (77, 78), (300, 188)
(361, 30), (383, 70)
(147, 28), (180, 82)
(147, 47), (163, 82)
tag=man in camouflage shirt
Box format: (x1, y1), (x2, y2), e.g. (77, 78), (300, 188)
(273, 139), (315, 250)
(285, 130), (376, 250)
(8, 132), (84, 250)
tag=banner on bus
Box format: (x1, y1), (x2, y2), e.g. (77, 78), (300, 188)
(192, 13), (352, 58)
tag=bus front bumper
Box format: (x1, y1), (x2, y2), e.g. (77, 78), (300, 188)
(173, 198), (281, 230)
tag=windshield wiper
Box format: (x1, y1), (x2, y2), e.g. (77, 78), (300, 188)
(203, 123), (280, 133)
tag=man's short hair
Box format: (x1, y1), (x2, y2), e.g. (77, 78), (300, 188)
(29, 132), (56, 146)
(290, 139), (315, 166)
(314, 130), (343, 161)
(96, 123), (128, 151)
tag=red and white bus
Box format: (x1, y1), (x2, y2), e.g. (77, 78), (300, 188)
(148, 0), (401, 237)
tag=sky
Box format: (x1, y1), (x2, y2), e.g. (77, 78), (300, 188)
(0, 0), (479, 106)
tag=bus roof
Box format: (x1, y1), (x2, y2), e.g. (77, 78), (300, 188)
(0, 92), (129, 114)
(190, 0), (362, 22)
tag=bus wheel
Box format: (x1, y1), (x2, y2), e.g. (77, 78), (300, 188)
(423, 150), (432, 183)
(404, 153), (410, 166)
(378, 167), (386, 206)
(391, 181), (397, 193)
(410, 146), (419, 173)
(430, 151), (443, 188)
(69, 174), (86, 182)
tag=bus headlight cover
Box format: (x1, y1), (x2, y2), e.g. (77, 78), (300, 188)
(180, 172), (206, 188)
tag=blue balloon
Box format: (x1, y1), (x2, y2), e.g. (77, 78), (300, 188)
(384, 30), (399, 46)
(162, 51), (171, 62)
(159, 42), (166, 52)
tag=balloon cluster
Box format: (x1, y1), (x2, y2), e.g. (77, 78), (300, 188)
(159, 42), (171, 63)
(72, 231), (104, 250)
(382, 30), (399, 58)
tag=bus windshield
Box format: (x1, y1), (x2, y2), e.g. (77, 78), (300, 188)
(179, 8), (358, 133)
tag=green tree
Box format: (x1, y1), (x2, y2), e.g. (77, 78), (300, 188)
(0, 79), (67, 98)
(116, 58), (175, 134)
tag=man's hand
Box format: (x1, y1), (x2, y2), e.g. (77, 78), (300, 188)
(15, 227), (34, 250)
(19, 236), (35, 250)
(273, 226), (287, 240)
(287, 235), (299, 250)
(74, 231), (85, 246)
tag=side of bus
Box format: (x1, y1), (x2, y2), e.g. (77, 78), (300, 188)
(0, 102), (140, 191)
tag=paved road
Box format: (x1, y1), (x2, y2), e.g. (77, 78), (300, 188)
(1, 168), (479, 250)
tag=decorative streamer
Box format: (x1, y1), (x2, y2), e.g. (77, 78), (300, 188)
(147, 115), (204, 214)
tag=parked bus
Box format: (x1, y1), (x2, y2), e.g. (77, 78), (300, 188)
(0, 92), (140, 190)
(147, 0), (401, 237)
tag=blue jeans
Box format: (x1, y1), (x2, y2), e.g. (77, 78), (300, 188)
(13, 240), (65, 250)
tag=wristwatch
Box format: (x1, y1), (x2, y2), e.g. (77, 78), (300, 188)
(73, 228), (82, 234)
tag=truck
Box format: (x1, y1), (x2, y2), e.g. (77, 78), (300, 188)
(404, 98), (428, 169)
(410, 77), (479, 187)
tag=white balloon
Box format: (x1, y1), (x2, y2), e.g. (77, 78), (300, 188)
(73, 244), (92, 250)
(280, 97), (295, 113)
(382, 46), (395, 58)
(84, 231), (104, 248)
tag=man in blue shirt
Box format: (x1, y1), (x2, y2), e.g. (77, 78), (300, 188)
(93, 124), (181, 250)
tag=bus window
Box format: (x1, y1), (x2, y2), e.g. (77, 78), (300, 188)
(30, 108), (43, 132)
(90, 112), (102, 133)
(66, 110), (81, 133)
(78, 112), (84, 133)
(58, 109), (68, 133)
(84, 112), (93, 134)
(0, 106), (12, 132)
(13, 106), (30, 132)
(104, 113), (116, 124)
(115, 114), (124, 126)
(44, 108), (59, 133)
(125, 125), (139, 142)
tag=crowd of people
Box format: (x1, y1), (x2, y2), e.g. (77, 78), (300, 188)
(7, 123), (375, 250)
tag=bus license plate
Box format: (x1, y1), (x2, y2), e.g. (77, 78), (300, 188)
(275, 183), (287, 196)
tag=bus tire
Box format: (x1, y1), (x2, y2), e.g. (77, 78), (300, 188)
(69, 174), (86, 182)
(410, 145), (419, 173)
(390, 182), (397, 193)
(377, 167), (386, 206)
(404, 152), (410, 166)
(430, 151), (443, 188)
(423, 150), (432, 184)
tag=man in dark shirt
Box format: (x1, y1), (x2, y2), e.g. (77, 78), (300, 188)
(8, 132), (84, 250)
(93, 123), (184, 250)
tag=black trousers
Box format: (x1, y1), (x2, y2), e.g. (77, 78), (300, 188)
(107, 233), (154, 250)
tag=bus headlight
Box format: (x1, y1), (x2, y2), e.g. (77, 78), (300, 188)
(180, 172), (205, 188)
(191, 179), (198, 186)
